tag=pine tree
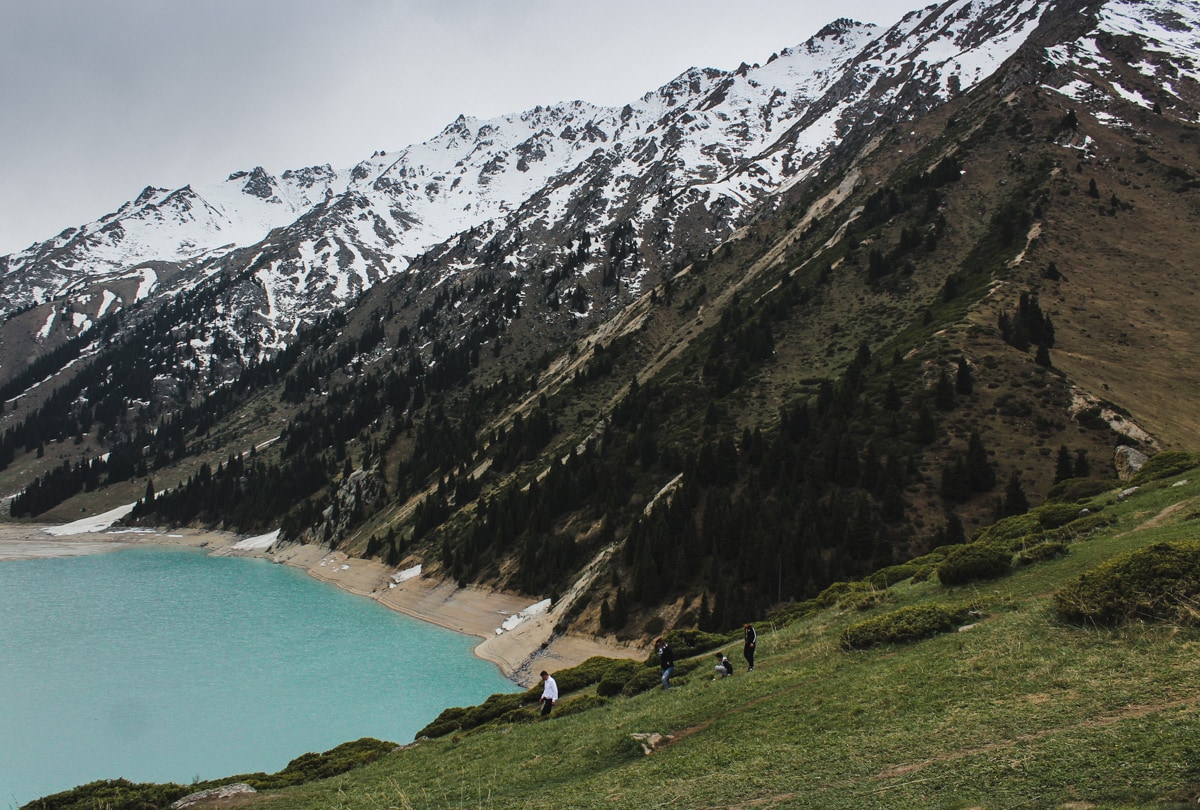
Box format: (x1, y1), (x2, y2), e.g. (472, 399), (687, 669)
(1054, 445), (1074, 483)
(966, 431), (996, 492)
(940, 456), (971, 502)
(934, 368), (956, 410)
(1003, 471), (1030, 516)
(944, 510), (965, 545)
(883, 380), (901, 411)
(1073, 449), (1092, 478)
(914, 404), (937, 445)
(955, 357), (974, 395)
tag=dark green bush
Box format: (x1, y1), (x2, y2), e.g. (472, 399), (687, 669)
(815, 580), (874, 608)
(1054, 540), (1200, 626)
(1046, 477), (1118, 503)
(866, 563), (921, 588)
(1042, 512), (1114, 542)
(23, 779), (191, 810)
(622, 666), (667, 696)
(1129, 451), (1200, 486)
(544, 655), (623, 694)
(24, 738), (397, 810)
(1015, 541), (1067, 566)
(936, 543), (1012, 586)
(596, 660), (642, 697)
(840, 604), (972, 650)
(418, 693), (526, 739)
(463, 692), (526, 728)
(973, 514), (1041, 548)
(1037, 503), (1088, 530)
(418, 703), (475, 738)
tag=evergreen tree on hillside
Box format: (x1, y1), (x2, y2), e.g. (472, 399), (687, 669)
(955, 357), (974, 395)
(1002, 471), (1030, 517)
(966, 431), (996, 492)
(1054, 445), (1074, 484)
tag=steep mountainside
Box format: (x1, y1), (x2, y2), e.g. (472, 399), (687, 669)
(0, 0), (1197, 645)
(1, 0), (1051, 363)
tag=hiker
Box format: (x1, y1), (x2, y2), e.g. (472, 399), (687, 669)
(713, 652), (734, 679)
(539, 670), (558, 716)
(743, 623), (757, 671)
(656, 638), (676, 689)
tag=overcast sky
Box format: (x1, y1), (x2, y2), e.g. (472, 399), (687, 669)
(0, 0), (920, 256)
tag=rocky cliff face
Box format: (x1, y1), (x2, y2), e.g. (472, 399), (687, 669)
(1, 0), (1069, 379)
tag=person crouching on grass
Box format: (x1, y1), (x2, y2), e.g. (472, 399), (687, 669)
(540, 670), (559, 717)
(713, 652), (733, 679)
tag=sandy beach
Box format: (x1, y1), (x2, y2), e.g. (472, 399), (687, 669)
(0, 514), (640, 687)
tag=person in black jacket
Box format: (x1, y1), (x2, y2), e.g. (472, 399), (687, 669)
(743, 623), (757, 671)
(655, 638), (676, 689)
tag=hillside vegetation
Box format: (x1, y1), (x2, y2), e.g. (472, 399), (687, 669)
(30, 458), (1200, 809)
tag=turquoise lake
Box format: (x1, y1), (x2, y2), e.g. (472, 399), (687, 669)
(0, 545), (518, 808)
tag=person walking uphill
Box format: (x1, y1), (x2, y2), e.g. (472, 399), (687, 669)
(655, 638), (676, 689)
(743, 623), (757, 671)
(539, 671), (558, 716)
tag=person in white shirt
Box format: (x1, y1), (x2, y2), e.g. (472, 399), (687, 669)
(539, 670), (559, 716)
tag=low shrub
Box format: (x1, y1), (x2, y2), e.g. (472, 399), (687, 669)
(1129, 451), (1200, 486)
(622, 666), (667, 696)
(418, 693), (526, 739)
(936, 543), (1012, 586)
(973, 514), (1041, 548)
(1042, 512), (1114, 543)
(596, 660), (642, 697)
(840, 604), (971, 650)
(1046, 477), (1118, 503)
(1054, 540), (1200, 626)
(25, 738), (397, 810)
(1037, 503), (1088, 530)
(547, 656), (625, 694)
(815, 580), (874, 608)
(866, 563), (922, 589)
(1015, 541), (1067, 566)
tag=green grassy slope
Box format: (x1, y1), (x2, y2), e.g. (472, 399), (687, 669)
(211, 464), (1200, 810)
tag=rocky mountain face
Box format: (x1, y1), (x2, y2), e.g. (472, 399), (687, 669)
(3, 0), (1056, 366)
(2, 0), (1198, 634)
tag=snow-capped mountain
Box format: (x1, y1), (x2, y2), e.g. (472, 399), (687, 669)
(1, 0), (1194, 371)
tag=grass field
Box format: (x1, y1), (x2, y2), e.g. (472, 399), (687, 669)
(205, 464), (1200, 810)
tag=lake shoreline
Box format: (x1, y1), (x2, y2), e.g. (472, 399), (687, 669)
(0, 520), (639, 687)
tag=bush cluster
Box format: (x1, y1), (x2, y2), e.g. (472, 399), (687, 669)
(840, 604), (972, 650)
(936, 543), (1011, 586)
(1046, 477), (1118, 503)
(1054, 540), (1200, 626)
(1128, 451), (1200, 486)
(418, 653), (675, 739)
(24, 738), (397, 810)
(1015, 541), (1067, 566)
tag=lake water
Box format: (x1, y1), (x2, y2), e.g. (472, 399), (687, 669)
(0, 545), (518, 808)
